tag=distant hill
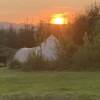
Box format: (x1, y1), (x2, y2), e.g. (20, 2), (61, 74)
(0, 22), (31, 30)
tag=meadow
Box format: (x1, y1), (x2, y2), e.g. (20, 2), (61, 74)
(0, 68), (100, 100)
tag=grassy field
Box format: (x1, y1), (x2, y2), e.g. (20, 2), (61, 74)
(0, 68), (100, 100)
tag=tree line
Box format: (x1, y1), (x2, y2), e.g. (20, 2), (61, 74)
(0, 3), (100, 49)
(0, 21), (50, 49)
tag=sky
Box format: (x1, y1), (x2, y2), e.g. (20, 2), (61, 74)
(0, 0), (99, 24)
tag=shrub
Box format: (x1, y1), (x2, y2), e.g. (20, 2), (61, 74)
(8, 59), (23, 69)
(22, 52), (43, 71)
(73, 32), (100, 70)
(22, 51), (57, 71)
(55, 33), (76, 70)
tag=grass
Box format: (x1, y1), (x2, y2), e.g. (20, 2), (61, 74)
(0, 68), (100, 100)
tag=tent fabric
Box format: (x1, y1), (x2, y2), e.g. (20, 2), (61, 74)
(14, 35), (58, 63)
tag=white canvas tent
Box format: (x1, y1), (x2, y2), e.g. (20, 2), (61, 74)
(14, 35), (58, 63)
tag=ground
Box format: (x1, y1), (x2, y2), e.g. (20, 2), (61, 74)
(0, 68), (100, 100)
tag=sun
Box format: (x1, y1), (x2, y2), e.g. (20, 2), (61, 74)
(50, 14), (68, 25)
(50, 17), (65, 24)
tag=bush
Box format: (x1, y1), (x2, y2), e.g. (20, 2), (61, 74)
(55, 33), (76, 70)
(73, 32), (100, 70)
(22, 52), (43, 71)
(8, 59), (23, 69)
(22, 51), (57, 71)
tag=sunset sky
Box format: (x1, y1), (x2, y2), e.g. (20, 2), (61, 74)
(0, 0), (99, 24)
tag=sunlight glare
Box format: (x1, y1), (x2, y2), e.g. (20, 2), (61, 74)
(50, 14), (68, 25)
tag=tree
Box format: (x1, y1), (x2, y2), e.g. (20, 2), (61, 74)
(73, 31), (100, 70)
(56, 32), (76, 70)
(86, 2), (100, 43)
(18, 24), (36, 48)
(36, 21), (51, 45)
(71, 2), (100, 46)
(6, 26), (18, 48)
(0, 28), (7, 45)
(72, 15), (87, 45)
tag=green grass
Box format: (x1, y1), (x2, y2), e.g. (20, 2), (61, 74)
(0, 68), (100, 100)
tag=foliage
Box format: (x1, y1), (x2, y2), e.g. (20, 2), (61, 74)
(72, 15), (87, 45)
(55, 33), (76, 70)
(86, 2), (100, 43)
(0, 45), (16, 59)
(6, 26), (18, 48)
(71, 2), (100, 45)
(22, 50), (57, 71)
(73, 32), (100, 70)
(35, 21), (51, 45)
(8, 59), (22, 69)
(0, 29), (7, 45)
(0, 21), (50, 49)
(18, 24), (36, 48)
(22, 51), (44, 71)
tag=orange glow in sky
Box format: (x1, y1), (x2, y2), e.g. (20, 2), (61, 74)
(50, 14), (68, 25)
(0, 0), (99, 24)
